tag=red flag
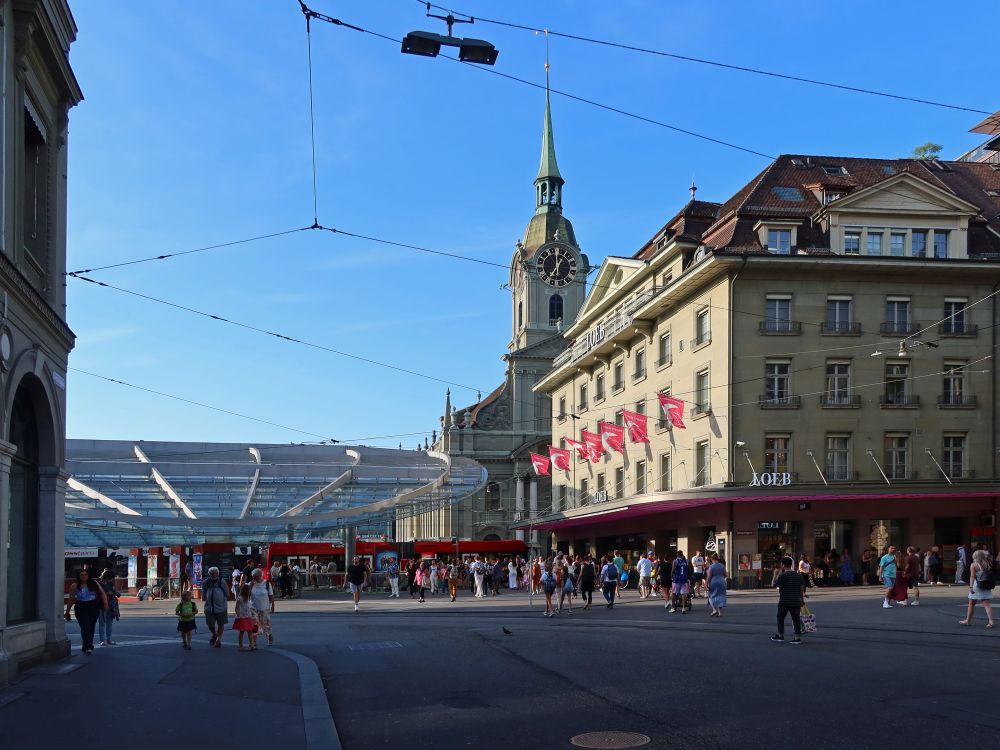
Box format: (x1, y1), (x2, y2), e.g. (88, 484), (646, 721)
(529, 453), (551, 476)
(581, 430), (604, 463)
(622, 410), (649, 443)
(566, 438), (588, 460)
(599, 421), (626, 453)
(658, 393), (686, 429)
(548, 446), (571, 471)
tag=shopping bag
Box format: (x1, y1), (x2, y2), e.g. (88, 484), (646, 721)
(800, 604), (818, 633)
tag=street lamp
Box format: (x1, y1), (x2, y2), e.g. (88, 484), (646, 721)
(401, 5), (499, 65)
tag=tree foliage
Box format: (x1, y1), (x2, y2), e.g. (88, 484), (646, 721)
(912, 142), (943, 160)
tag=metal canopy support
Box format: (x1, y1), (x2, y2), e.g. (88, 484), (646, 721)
(134, 444), (197, 519)
(866, 449), (892, 486)
(925, 448), (954, 485)
(805, 450), (829, 487)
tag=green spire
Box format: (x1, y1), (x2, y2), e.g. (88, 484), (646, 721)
(536, 88), (563, 184)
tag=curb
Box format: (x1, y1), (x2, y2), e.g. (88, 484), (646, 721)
(272, 647), (342, 750)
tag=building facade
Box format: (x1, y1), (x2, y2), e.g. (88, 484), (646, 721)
(535, 155), (1000, 579)
(403, 91), (589, 549)
(0, 0), (82, 685)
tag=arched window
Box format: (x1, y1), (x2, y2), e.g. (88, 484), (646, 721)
(518, 301), (523, 329)
(548, 294), (563, 325)
(485, 481), (501, 511)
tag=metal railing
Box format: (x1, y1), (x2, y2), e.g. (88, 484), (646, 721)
(820, 394), (862, 407)
(758, 394), (801, 408)
(758, 320), (802, 334)
(879, 394), (920, 408)
(820, 321), (862, 335)
(938, 322), (978, 336)
(691, 331), (712, 347)
(879, 321), (920, 335)
(938, 394), (977, 407)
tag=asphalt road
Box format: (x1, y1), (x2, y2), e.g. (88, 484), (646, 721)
(76, 584), (998, 750)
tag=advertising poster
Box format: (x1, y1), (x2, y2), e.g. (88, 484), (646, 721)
(169, 554), (180, 579)
(193, 553), (203, 586)
(375, 550), (398, 572)
(738, 553), (751, 571)
(127, 555), (137, 588)
(751, 553), (763, 571)
(148, 555), (158, 586)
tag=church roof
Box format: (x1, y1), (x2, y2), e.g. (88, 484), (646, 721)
(521, 212), (578, 259)
(536, 90), (563, 184)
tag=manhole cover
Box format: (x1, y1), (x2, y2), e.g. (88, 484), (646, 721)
(570, 731), (651, 748)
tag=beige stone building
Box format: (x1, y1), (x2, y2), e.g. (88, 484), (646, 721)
(534, 155), (1000, 580)
(0, 0), (82, 684)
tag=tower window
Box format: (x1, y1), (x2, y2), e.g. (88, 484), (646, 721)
(518, 301), (523, 330)
(549, 294), (563, 326)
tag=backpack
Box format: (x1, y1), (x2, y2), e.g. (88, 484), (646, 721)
(542, 571), (557, 594)
(449, 565), (460, 580)
(976, 566), (996, 591)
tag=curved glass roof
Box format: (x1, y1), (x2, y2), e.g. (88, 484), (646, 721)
(64, 439), (486, 548)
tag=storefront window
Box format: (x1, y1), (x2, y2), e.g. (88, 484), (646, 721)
(813, 521), (855, 585)
(868, 519), (906, 555)
(758, 521), (800, 575)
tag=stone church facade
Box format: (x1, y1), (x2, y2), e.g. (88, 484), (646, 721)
(400, 91), (589, 551)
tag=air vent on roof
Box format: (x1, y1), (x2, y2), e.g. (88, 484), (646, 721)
(882, 165), (897, 176)
(790, 158), (805, 167)
(821, 165), (849, 176)
(772, 186), (805, 202)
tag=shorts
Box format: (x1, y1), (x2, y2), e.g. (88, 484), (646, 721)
(883, 577), (895, 589)
(693, 572), (705, 582)
(349, 583), (363, 594)
(205, 611), (228, 629)
(908, 579), (919, 590)
(177, 619), (197, 632)
(639, 576), (651, 587)
(671, 582), (689, 595)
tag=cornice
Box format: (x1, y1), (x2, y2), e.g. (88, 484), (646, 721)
(0, 252), (74, 348)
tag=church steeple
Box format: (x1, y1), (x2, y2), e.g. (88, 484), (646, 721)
(534, 54), (564, 215)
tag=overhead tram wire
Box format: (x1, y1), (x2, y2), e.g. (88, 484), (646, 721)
(299, 0), (322, 227)
(298, 5), (776, 160)
(416, 0), (992, 116)
(68, 274), (481, 393)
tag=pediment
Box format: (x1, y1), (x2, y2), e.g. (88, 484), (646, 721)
(568, 257), (645, 334)
(823, 172), (980, 217)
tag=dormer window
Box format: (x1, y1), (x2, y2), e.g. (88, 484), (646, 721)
(767, 229), (791, 255)
(821, 164), (849, 176)
(823, 191), (844, 204)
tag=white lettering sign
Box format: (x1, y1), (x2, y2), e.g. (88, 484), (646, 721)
(584, 322), (606, 352)
(594, 490), (609, 503)
(749, 472), (792, 487)
(65, 547), (99, 558)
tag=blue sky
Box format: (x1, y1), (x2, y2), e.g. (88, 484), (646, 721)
(66, 0), (996, 447)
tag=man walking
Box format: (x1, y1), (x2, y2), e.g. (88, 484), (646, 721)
(202, 566), (229, 648)
(670, 550), (691, 613)
(690, 550), (706, 598)
(346, 555), (368, 612)
(448, 558), (462, 601)
(601, 556), (619, 609)
(612, 550), (625, 600)
(387, 557), (400, 598)
(771, 556), (804, 644)
(905, 546), (921, 606)
(636, 551), (654, 599)
(878, 545), (898, 609)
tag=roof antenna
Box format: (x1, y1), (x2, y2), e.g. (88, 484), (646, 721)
(690, 175), (697, 200)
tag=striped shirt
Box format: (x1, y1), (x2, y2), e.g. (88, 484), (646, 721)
(774, 571), (804, 607)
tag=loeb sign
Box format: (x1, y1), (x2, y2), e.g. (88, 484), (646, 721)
(749, 471), (792, 487)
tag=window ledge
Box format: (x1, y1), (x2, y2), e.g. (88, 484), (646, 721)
(632, 372), (647, 385)
(655, 358), (673, 371)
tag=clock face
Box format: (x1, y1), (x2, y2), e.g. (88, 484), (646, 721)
(535, 245), (578, 288)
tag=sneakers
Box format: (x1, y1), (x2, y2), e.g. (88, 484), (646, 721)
(911, 601), (920, 606)
(899, 600), (909, 606)
(354, 603), (359, 612)
(770, 634), (784, 642)
(790, 638), (802, 645)
(883, 601), (893, 609)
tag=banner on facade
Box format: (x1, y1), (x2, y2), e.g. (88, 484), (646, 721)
(581, 430), (604, 462)
(64, 547), (99, 558)
(169, 554), (180, 579)
(566, 438), (588, 460)
(548, 446), (571, 471)
(657, 393), (686, 429)
(622, 410), (649, 443)
(530, 453), (551, 476)
(599, 421), (626, 453)
(127, 555), (138, 588)
(192, 553), (203, 587)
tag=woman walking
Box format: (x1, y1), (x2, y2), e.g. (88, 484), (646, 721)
(558, 559), (575, 613)
(249, 568), (275, 645)
(415, 560), (428, 603)
(233, 583), (257, 651)
(97, 569), (120, 646)
(508, 557), (518, 591)
(579, 556), (596, 610)
(959, 549), (995, 627)
(64, 569), (108, 655)
(541, 561), (557, 617)
(839, 549), (855, 586)
(707, 553), (727, 617)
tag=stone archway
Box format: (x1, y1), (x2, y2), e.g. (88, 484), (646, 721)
(6, 379), (42, 624)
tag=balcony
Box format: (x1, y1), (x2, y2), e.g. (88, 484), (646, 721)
(820, 394), (862, 408)
(691, 331), (712, 348)
(826, 469), (860, 482)
(938, 394), (977, 408)
(758, 394), (801, 408)
(821, 321), (862, 335)
(758, 320), (802, 335)
(880, 394), (920, 408)
(938, 322), (978, 337)
(879, 321), (920, 336)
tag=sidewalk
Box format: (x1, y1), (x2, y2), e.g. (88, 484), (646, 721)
(0, 635), (340, 750)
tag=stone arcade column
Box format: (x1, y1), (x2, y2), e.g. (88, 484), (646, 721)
(0, 439), (15, 685)
(38, 468), (69, 658)
(514, 475), (525, 542)
(344, 526), (357, 575)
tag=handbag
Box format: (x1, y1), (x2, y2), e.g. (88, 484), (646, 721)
(800, 604), (817, 634)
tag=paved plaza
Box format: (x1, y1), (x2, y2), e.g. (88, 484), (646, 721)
(1, 583), (994, 750)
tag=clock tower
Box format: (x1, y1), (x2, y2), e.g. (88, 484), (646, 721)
(509, 87), (589, 352)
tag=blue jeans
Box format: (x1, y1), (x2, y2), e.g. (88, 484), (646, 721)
(98, 608), (115, 642)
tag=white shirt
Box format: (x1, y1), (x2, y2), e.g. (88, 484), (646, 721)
(691, 555), (706, 573)
(250, 580), (272, 611)
(637, 557), (654, 576)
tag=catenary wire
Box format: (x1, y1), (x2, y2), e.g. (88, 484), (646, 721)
(301, 2), (321, 226)
(299, 6), (776, 160)
(416, 0), (992, 116)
